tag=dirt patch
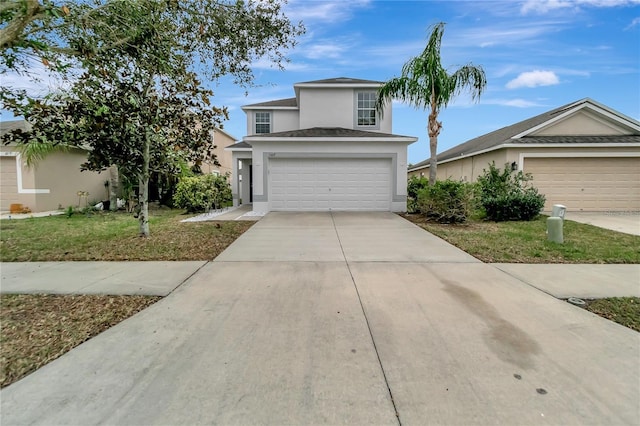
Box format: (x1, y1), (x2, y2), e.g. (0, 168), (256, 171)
(0, 294), (160, 388)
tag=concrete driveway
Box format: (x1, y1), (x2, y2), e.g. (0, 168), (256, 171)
(2, 212), (639, 425)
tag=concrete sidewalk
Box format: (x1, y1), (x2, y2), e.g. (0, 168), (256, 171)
(1, 212), (639, 425)
(0, 261), (206, 296)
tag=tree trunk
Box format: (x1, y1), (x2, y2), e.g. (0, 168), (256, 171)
(108, 166), (119, 211)
(428, 135), (438, 185)
(138, 133), (150, 237)
(427, 114), (442, 186)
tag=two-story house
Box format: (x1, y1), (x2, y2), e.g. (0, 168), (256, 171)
(226, 77), (417, 213)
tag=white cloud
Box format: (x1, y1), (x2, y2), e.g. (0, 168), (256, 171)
(285, 0), (371, 23)
(625, 16), (640, 29)
(1, 59), (74, 100)
(482, 98), (545, 108)
(521, 0), (640, 14)
(303, 43), (347, 59)
(506, 70), (560, 89)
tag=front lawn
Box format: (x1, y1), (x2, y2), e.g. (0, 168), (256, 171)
(583, 297), (640, 332)
(402, 214), (640, 264)
(0, 209), (253, 261)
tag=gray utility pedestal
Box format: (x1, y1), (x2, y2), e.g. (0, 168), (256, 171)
(547, 204), (567, 243)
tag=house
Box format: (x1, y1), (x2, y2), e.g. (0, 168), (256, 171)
(0, 120), (108, 213)
(408, 99), (640, 212)
(226, 77), (417, 212)
(199, 128), (236, 179)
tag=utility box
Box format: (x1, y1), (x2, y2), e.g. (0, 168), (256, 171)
(547, 216), (564, 243)
(551, 204), (567, 220)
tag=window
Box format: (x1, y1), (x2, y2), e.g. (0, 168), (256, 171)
(255, 112), (271, 134)
(357, 92), (376, 126)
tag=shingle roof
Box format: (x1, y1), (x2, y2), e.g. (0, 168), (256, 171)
(243, 97), (298, 108)
(246, 127), (414, 139)
(410, 98), (640, 169)
(0, 119), (30, 135)
(225, 141), (252, 149)
(296, 77), (383, 85)
(515, 135), (640, 144)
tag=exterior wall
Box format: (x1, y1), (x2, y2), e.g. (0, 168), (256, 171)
(272, 110), (299, 133)
(32, 149), (107, 211)
(246, 109), (300, 136)
(533, 110), (629, 136)
(250, 140), (410, 213)
(298, 88), (392, 133)
(0, 146), (107, 212)
(408, 150), (507, 182)
(200, 129), (235, 179)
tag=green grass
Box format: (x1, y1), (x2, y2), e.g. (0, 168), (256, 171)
(403, 214), (640, 264)
(584, 297), (640, 332)
(0, 209), (253, 261)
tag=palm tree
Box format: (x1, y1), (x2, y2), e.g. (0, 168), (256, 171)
(376, 22), (486, 185)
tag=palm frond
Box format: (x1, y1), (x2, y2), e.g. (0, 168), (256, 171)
(17, 141), (71, 168)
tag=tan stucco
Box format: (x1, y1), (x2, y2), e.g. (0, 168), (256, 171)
(0, 146), (107, 212)
(532, 110), (629, 136)
(199, 129), (235, 179)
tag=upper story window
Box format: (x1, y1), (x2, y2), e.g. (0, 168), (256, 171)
(356, 92), (377, 126)
(255, 112), (271, 134)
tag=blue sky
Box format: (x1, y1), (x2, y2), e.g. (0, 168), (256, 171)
(216, 0), (640, 165)
(3, 0), (639, 165)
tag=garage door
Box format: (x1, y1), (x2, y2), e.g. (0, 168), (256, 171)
(269, 157), (392, 211)
(524, 157), (640, 211)
(0, 156), (19, 211)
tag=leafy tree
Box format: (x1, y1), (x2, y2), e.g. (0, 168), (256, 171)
(375, 22), (486, 185)
(1, 0), (304, 236)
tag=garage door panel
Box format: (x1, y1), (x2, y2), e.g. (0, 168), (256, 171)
(269, 158), (392, 211)
(524, 157), (640, 211)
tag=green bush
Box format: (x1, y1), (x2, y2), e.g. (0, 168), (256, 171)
(173, 174), (232, 213)
(477, 162), (545, 221)
(417, 179), (477, 223)
(407, 175), (429, 213)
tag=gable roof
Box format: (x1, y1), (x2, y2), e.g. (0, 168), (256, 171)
(409, 98), (640, 170)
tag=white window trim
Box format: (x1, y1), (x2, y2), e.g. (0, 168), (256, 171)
(255, 111), (272, 134)
(0, 151), (50, 194)
(353, 91), (380, 130)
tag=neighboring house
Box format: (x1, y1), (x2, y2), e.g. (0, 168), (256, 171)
(199, 128), (236, 179)
(226, 77), (417, 212)
(0, 120), (108, 213)
(408, 99), (640, 212)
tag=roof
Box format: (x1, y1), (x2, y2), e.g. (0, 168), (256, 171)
(242, 97), (298, 109)
(225, 141), (252, 150)
(295, 77), (383, 85)
(245, 127), (415, 139)
(410, 98), (640, 170)
(0, 119), (30, 135)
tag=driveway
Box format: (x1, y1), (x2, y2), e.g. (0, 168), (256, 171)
(565, 211), (640, 236)
(2, 212), (639, 425)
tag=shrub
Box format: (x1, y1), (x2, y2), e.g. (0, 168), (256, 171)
(417, 179), (477, 223)
(477, 162), (545, 222)
(173, 174), (232, 213)
(407, 175), (429, 213)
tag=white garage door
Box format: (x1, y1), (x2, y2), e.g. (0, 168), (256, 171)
(524, 157), (640, 211)
(269, 157), (392, 211)
(0, 156), (19, 211)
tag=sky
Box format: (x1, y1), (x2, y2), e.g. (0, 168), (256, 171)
(2, 0), (639, 165)
(215, 0), (640, 165)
